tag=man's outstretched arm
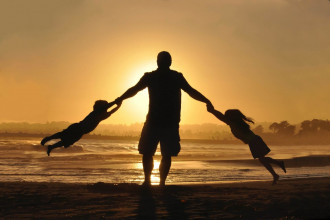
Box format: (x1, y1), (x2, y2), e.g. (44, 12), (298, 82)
(115, 75), (147, 104)
(181, 76), (212, 107)
(184, 85), (211, 104)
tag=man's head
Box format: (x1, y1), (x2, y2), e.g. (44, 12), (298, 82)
(157, 51), (172, 69)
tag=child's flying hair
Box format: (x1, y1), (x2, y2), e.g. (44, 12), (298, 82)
(224, 109), (254, 130)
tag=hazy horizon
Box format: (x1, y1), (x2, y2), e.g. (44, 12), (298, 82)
(1, 0), (330, 125)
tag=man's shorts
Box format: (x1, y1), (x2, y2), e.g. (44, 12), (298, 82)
(138, 122), (181, 156)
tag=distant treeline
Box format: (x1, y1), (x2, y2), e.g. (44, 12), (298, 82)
(251, 119), (330, 145)
(0, 119), (330, 145)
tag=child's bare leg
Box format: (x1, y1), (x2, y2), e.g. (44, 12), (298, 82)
(259, 157), (279, 185)
(41, 132), (62, 146)
(41, 136), (51, 146)
(47, 141), (64, 156)
(263, 157), (286, 173)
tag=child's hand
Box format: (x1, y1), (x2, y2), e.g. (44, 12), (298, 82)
(107, 100), (122, 114)
(116, 100), (122, 107)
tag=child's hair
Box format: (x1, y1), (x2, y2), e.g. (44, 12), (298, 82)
(93, 100), (108, 111)
(225, 109), (254, 130)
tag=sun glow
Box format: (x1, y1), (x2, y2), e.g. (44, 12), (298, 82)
(121, 60), (158, 122)
(124, 60), (157, 87)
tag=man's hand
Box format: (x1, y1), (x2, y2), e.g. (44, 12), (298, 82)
(114, 97), (122, 105)
(207, 102), (214, 113)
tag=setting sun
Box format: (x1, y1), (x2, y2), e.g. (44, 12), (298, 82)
(1, 1), (329, 124)
(119, 60), (158, 122)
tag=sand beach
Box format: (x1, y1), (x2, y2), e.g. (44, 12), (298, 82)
(0, 177), (329, 219)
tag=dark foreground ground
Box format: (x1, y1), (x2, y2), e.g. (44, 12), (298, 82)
(0, 177), (329, 219)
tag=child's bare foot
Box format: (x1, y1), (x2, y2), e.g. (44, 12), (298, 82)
(280, 161), (286, 173)
(41, 137), (48, 146)
(47, 146), (53, 156)
(272, 174), (279, 185)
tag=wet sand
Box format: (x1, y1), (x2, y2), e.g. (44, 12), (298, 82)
(0, 177), (329, 219)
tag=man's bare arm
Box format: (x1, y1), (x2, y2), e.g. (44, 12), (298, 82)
(184, 85), (211, 104)
(181, 75), (212, 107)
(115, 77), (147, 104)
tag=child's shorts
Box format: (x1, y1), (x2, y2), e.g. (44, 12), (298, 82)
(248, 135), (271, 159)
(138, 122), (181, 157)
(60, 123), (83, 148)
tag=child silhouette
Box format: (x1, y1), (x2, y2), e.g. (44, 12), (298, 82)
(208, 106), (286, 184)
(41, 100), (121, 156)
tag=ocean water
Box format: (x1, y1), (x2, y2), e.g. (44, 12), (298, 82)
(0, 137), (329, 185)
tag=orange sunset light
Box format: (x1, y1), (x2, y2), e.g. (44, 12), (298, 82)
(0, 0), (329, 124)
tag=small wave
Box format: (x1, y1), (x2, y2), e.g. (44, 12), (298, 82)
(53, 145), (84, 153)
(237, 169), (253, 172)
(205, 155), (330, 168)
(285, 155), (330, 168)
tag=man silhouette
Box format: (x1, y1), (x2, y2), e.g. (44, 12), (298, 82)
(115, 51), (212, 186)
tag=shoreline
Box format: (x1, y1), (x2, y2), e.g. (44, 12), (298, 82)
(0, 175), (327, 186)
(1, 177), (329, 219)
(1, 132), (330, 145)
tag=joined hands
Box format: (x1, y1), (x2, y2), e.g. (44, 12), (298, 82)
(206, 101), (215, 113)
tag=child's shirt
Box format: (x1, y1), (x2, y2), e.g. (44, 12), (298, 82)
(229, 122), (256, 144)
(79, 110), (109, 134)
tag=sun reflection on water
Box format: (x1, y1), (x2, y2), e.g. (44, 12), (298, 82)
(132, 160), (161, 185)
(151, 160), (160, 185)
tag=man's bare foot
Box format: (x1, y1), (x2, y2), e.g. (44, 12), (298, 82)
(272, 174), (279, 185)
(142, 180), (151, 188)
(280, 161), (286, 173)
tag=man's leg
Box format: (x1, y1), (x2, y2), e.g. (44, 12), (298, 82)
(159, 155), (171, 186)
(142, 154), (154, 186)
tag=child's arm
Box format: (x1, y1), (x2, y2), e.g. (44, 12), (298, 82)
(207, 105), (229, 124)
(106, 101), (116, 109)
(108, 103), (121, 115)
(102, 102), (121, 119)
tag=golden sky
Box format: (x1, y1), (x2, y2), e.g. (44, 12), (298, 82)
(1, 0), (329, 124)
